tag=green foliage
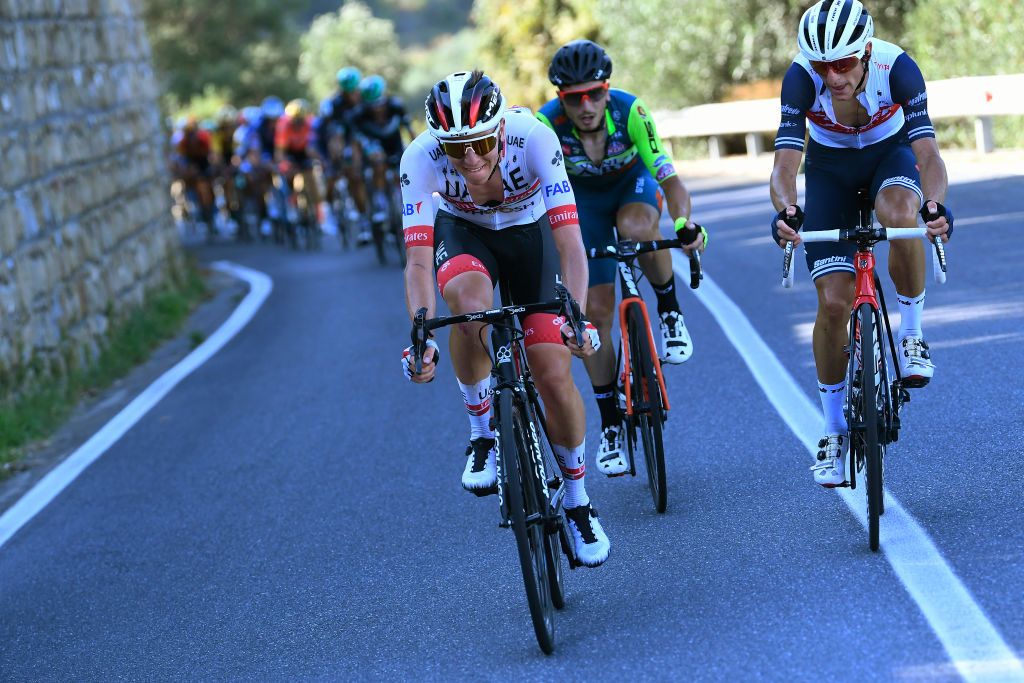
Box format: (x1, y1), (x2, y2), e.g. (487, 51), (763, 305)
(472, 0), (601, 109)
(297, 2), (404, 104)
(903, 0), (1024, 78)
(143, 0), (304, 112)
(401, 29), (480, 115)
(0, 263), (208, 477)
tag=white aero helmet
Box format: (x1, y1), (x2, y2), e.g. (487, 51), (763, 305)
(798, 0), (874, 62)
(425, 71), (506, 141)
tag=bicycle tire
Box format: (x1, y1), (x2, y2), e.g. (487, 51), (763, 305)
(858, 303), (883, 552)
(626, 303), (667, 513)
(498, 391), (555, 654)
(523, 391), (566, 611)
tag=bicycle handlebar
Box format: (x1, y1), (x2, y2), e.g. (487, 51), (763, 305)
(781, 226), (948, 288)
(589, 237), (703, 290)
(410, 284), (586, 369)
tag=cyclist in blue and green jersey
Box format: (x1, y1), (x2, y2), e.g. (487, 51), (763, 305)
(537, 40), (707, 476)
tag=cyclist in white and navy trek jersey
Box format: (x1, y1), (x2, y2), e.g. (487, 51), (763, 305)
(770, 0), (954, 488)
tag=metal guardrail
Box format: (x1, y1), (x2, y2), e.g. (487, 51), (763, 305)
(654, 74), (1024, 158)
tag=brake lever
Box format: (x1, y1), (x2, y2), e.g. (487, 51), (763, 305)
(412, 307), (428, 374)
(555, 284), (585, 348)
(781, 214), (801, 288)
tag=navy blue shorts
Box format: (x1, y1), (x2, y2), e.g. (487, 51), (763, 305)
(803, 136), (923, 280)
(574, 160), (663, 286)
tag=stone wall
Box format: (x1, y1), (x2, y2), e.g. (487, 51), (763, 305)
(0, 0), (181, 393)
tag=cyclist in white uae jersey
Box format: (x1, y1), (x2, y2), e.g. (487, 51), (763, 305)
(770, 0), (953, 487)
(400, 70), (611, 567)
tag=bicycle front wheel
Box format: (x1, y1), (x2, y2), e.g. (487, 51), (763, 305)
(498, 391), (556, 654)
(858, 303), (884, 552)
(626, 302), (667, 513)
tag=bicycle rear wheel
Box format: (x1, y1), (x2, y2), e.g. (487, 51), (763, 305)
(626, 302), (667, 513)
(858, 303), (884, 552)
(498, 392), (555, 654)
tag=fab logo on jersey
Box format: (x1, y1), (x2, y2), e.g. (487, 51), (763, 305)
(403, 201), (423, 216)
(544, 180), (571, 198)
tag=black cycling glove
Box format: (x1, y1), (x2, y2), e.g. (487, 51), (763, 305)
(771, 205), (804, 246)
(920, 201), (954, 239)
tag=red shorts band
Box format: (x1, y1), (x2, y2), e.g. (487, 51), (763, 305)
(436, 254), (492, 296)
(522, 313), (565, 348)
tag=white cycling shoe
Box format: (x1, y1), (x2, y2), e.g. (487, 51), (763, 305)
(897, 335), (934, 388)
(811, 434), (850, 488)
(596, 425), (628, 476)
(462, 437), (497, 496)
(659, 311), (693, 364)
(564, 503), (610, 568)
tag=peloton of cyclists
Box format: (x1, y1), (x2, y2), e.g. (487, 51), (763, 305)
(770, 0), (953, 487)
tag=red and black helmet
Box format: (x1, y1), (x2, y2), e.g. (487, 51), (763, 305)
(425, 71), (507, 141)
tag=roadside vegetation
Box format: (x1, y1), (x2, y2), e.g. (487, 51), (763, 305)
(0, 260), (209, 479)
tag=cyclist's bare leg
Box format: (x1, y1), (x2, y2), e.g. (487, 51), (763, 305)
(441, 271), (494, 384)
(813, 272), (856, 384)
(526, 343), (586, 447)
(349, 144), (369, 213)
(876, 186), (925, 297)
(300, 168), (321, 208)
(581, 283), (617, 386)
(617, 203), (673, 285)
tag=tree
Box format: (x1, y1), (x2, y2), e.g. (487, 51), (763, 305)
(401, 29), (480, 117)
(143, 0), (305, 110)
(297, 2), (404, 104)
(471, 0), (601, 110)
(902, 0), (1023, 79)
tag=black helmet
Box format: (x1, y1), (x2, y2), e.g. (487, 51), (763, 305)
(548, 39), (613, 87)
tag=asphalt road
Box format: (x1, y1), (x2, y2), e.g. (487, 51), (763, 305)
(1, 169), (1022, 681)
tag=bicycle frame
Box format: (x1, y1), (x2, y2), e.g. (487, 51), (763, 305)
(615, 257), (672, 416)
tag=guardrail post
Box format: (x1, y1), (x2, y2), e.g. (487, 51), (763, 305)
(708, 135), (723, 160)
(975, 116), (994, 153)
(745, 132), (764, 158)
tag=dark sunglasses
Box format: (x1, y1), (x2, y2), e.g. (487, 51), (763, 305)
(441, 132), (499, 159)
(810, 54), (862, 77)
(558, 82), (609, 107)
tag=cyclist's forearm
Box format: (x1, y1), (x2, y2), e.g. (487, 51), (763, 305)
(771, 150), (802, 210)
(553, 226), (589, 311)
(917, 152), (948, 204)
(404, 257), (436, 319)
(660, 176), (692, 223)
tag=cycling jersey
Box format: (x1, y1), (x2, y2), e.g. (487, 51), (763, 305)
(275, 115), (313, 154)
(175, 129), (211, 161)
(351, 97), (411, 159)
(536, 89), (677, 188)
(774, 39), (935, 152)
(326, 92), (360, 140)
(400, 107), (580, 247)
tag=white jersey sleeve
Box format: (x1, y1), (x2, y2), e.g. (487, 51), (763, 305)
(524, 122), (580, 231)
(399, 136), (440, 249)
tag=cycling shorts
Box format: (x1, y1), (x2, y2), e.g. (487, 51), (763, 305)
(433, 210), (566, 348)
(573, 160), (663, 286)
(284, 150), (315, 171)
(803, 136), (923, 280)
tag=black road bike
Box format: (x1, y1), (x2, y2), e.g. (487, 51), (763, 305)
(782, 188), (947, 550)
(411, 283), (585, 654)
(588, 234), (702, 513)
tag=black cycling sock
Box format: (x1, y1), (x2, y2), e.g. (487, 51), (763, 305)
(593, 382), (620, 429)
(652, 275), (680, 315)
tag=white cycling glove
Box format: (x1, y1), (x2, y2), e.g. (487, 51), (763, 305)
(401, 339), (440, 381)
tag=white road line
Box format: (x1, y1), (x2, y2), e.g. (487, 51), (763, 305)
(675, 252), (1024, 682)
(0, 261), (272, 551)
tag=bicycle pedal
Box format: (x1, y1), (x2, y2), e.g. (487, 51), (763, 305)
(902, 376), (930, 389)
(466, 484), (498, 498)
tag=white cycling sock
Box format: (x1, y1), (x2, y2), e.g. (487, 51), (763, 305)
(458, 378), (494, 440)
(552, 441), (589, 509)
(818, 380), (848, 434)
(897, 290), (925, 340)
